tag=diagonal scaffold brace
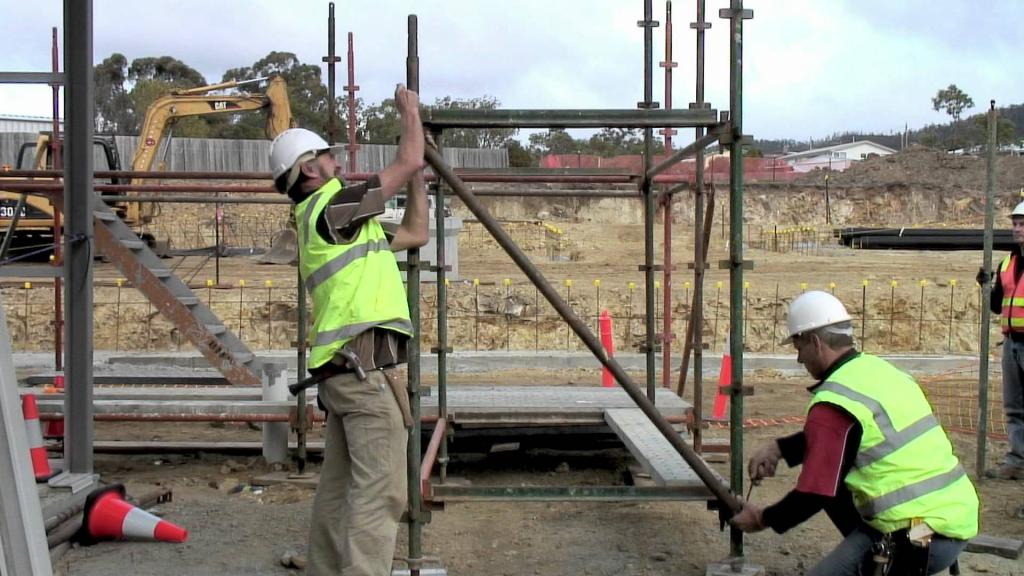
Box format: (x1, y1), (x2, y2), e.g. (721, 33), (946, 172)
(422, 145), (742, 516)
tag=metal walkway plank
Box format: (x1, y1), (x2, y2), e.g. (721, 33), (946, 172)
(605, 408), (716, 487)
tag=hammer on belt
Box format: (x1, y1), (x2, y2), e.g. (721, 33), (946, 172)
(286, 348), (367, 396)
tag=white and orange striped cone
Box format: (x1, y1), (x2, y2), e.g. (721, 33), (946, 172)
(21, 394), (55, 481)
(76, 484), (188, 545)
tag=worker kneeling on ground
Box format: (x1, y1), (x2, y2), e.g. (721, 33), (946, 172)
(269, 84), (428, 575)
(730, 290), (979, 576)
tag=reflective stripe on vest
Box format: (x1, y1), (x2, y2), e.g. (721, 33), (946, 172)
(999, 254), (1024, 334)
(305, 238), (391, 294)
(856, 465), (966, 518)
(810, 354), (978, 539)
(817, 381), (941, 468)
(296, 179), (412, 369)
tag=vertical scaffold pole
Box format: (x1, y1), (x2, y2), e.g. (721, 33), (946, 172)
(660, 1), (677, 390)
(977, 101), (997, 478)
(404, 14), (425, 575)
(724, 0), (753, 559)
(639, 0), (660, 400)
(433, 135), (450, 483)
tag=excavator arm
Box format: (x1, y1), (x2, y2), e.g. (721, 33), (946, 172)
(124, 75), (292, 225)
(131, 75), (292, 174)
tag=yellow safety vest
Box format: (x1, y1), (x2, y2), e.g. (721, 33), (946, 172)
(809, 353), (978, 539)
(295, 179), (412, 369)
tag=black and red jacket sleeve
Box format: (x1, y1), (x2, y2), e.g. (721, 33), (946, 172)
(761, 403), (861, 534)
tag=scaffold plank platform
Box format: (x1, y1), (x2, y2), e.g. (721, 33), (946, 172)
(605, 408), (722, 487)
(28, 385), (691, 428)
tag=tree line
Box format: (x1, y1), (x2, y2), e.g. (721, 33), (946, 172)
(95, 53), (1020, 165)
(754, 84), (1021, 156)
(91, 51), (686, 167)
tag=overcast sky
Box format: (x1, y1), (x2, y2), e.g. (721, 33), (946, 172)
(1, 1), (1020, 143)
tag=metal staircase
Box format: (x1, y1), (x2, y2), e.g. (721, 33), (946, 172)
(59, 195), (262, 386)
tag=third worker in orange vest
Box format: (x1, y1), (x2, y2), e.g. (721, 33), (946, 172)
(980, 200), (1024, 480)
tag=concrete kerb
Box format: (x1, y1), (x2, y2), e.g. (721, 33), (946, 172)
(10, 351), (981, 379)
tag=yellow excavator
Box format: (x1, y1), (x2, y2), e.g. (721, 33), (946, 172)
(0, 75), (292, 259)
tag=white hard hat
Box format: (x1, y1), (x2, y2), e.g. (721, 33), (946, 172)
(1011, 201), (1024, 218)
(782, 290), (852, 344)
(268, 128), (330, 189)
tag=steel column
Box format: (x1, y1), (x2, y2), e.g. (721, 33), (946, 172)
(63, 0), (95, 474)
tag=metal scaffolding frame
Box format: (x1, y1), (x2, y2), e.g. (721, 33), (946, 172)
(411, 0), (752, 563)
(2, 0), (753, 569)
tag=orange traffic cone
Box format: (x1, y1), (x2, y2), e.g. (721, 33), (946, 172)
(21, 394), (55, 481)
(599, 310), (615, 387)
(76, 484), (188, 545)
(711, 336), (732, 421)
(44, 373), (65, 440)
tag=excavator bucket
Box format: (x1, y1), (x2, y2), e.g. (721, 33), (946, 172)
(265, 76), (294, 138)
(259, 226), (298, 265)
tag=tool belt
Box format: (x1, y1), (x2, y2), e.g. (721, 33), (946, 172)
(312, 360), (413, 429)
(870, 528), (931, 576)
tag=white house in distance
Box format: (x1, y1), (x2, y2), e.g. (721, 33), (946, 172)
(782, 140), (896, 173)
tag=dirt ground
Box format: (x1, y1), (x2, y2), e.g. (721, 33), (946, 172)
(53, 371), (1024, 576)
(20, 147), (1024, 574)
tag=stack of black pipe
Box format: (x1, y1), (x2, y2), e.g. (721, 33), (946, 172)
(834, 228), (1016, 251)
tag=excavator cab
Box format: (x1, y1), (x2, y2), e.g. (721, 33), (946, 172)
(0, 76), (293, 262)
(0, 134), (123, 261)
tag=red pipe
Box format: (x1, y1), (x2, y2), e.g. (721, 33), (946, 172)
(419, 418), (448, 501)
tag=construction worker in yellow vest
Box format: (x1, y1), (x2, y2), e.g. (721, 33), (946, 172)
(978, 200), (1024, 481)
(731, 291), (978, 576)
(269, 84), (428, 576)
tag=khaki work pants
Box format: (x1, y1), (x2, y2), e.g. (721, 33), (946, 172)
(308, 368), (408, 576)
